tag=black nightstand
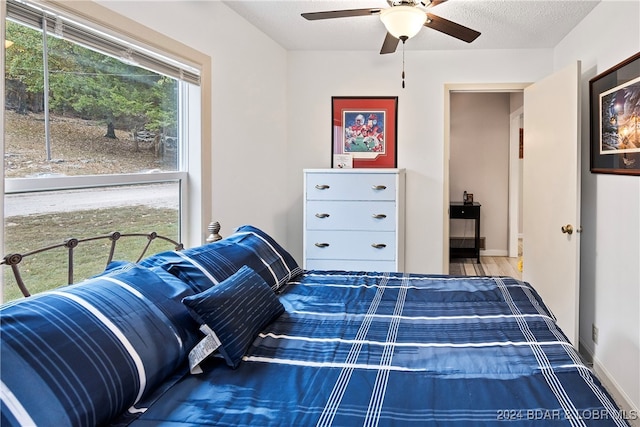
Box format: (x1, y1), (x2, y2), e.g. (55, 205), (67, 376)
(450, 202), (481, 263)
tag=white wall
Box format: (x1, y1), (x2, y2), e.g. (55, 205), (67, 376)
(92, 2), (552, 275)
(553, 0), (640, 414)
(450, 92), (510, 256)
(96, 0), (290, 242)
(285, 49), (552, 272)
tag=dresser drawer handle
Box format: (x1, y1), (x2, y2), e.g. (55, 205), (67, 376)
(315, 184), (330, 190)
(371, 243), (387, 249)
(315, 213), (330, 218)
(315, 242), (330, 248)
(372, 185), (387, 190)
(372, 214), (387, 219)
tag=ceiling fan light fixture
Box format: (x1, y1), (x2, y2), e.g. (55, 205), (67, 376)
(380, 6), (426, 40)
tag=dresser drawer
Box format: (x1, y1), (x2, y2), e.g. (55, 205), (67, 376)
(306, 173), (397, 201)
(305, 259), (398, 272)
(450, 204), (480, 219)
(305, 231), (396, 261)
(303, 169), (405, 273)
(306, 201), (396, 231)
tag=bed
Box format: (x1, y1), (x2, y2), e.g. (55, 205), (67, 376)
(0, 224), (631, 426)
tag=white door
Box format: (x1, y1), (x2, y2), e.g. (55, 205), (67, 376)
(523, 61), (581, 347)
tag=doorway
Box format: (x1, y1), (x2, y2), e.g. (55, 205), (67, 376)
(443, 83), (528, 274)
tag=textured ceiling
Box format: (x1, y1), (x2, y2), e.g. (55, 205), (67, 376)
(222, 0), (601, 52)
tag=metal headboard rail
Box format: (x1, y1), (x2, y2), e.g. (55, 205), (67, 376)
(1, 231), (184, 298)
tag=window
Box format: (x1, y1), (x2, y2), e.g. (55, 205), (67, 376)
(2, 0), (209, 302)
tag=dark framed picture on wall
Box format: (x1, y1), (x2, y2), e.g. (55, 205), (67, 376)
(331, 96), (398, 168)
(590, 52), (640, 175)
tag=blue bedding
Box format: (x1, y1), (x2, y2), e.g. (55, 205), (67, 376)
(122, 271), (629, 426)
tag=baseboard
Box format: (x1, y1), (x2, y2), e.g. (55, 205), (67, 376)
(449, 239), (510, 257)
(480, 249), (508, 257)
(580, 342), (640, 426)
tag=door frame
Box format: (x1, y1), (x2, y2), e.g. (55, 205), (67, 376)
(509, 107), (524, 258)
(443, 83), (529, 273)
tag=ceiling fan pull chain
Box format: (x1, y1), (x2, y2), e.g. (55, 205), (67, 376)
(401, 36), (407, 89)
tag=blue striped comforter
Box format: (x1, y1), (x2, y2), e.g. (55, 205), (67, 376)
(123, 271), (630, 426)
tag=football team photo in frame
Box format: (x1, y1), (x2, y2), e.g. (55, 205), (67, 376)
(590, 52), (640, 175)
(331, 96), (398, 168)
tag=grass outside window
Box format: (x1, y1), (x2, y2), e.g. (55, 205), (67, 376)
(3, 206), (177, 302)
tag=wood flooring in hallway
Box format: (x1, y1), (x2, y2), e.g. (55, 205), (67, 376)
(449, 256), (522, 280)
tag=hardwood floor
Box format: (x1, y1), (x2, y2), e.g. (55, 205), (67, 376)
(450, 256), (522, 280)
(482, 256), (522, 280)
(450, 239), (523, 280)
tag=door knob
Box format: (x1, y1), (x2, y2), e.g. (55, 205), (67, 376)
(561, 224), (573, 235)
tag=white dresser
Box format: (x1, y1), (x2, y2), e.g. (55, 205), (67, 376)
(303, 168), (405, 272)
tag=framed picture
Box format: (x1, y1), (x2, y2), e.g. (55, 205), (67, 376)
(590, 52), (640, 175)
(331, 96), (398, 168)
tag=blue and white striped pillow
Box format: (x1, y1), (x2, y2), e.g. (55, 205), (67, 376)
(182, 265), (285, 369)
(141, 225), (302, 293)
(0, 265), (198, 427)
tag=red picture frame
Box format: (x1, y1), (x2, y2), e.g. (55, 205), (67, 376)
(331, 96), (398, 168)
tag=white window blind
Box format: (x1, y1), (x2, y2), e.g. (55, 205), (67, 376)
(6, 0), (200, 85)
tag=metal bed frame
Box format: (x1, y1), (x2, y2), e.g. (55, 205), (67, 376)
(1, 231), (182, 298)
(1, 221), (223, 298)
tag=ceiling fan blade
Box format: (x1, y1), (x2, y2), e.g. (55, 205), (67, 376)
(426, 0), (448, 7)
(425, 13), (480, 43)
(301, 8), (382, 21)
(380, 32), (400, 54)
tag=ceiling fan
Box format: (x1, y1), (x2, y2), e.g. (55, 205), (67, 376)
(301, 0), (481, 54)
